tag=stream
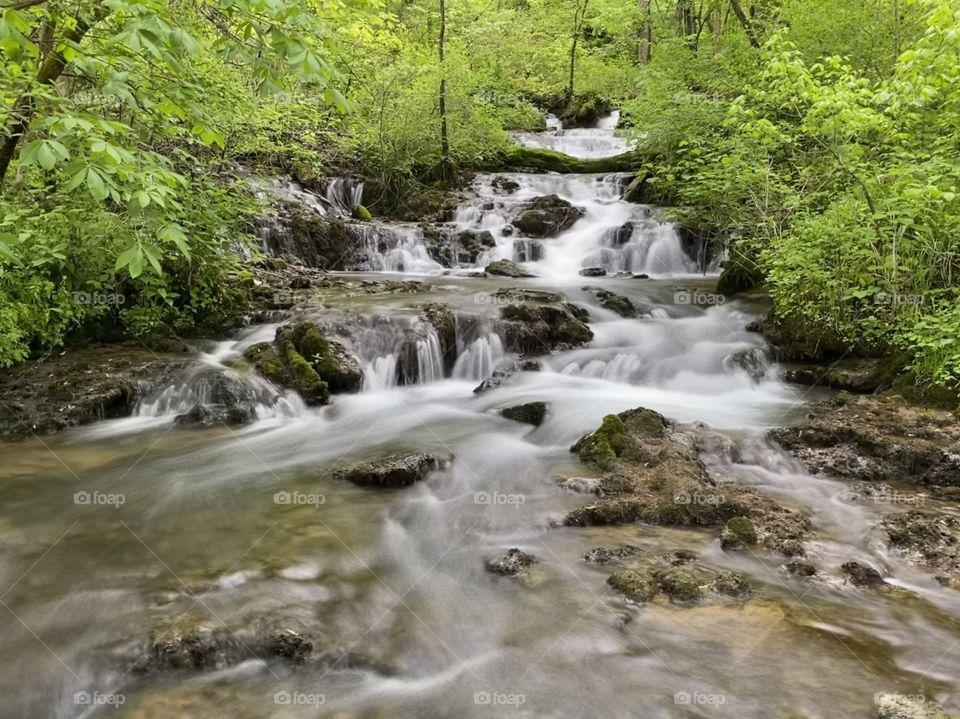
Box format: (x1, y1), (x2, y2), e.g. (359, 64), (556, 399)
(1, 116), (958, 719)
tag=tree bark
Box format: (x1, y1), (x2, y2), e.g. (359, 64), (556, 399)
(637, 0), (652, 64)
(438, 0), (450, 182)
(566, 0), (589, 101)
(729, 0), (760, 48)
(0, 12), (99, 185)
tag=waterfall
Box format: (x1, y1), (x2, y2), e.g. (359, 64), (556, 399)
(351, 224), (444, 274)
(511, 110), (632, 159)
(452, 334), (505, 382)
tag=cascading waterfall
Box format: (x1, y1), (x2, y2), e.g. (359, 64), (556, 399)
(512, 110), (632, 159)
(351, 224), (444, 274)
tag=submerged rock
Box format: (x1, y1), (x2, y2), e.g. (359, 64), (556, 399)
(499, 401), (547, 427)
(579, 267), (607, 277)
(511, 195), (584, 238)
(583, 545), (644, 564)
(174, 403), (255, 427)
(607, 568), (660, 602)
(607, 560), (751, 605)
(720, 516), (758, 550)
(563, 408), (812, 556)
(583, 286), (636, 317)
(491, 176), (521, 194)
(768, 395), (960, 486)
(485, 548), (538, 576)
(333, 452), (450, 488)
(841, 561), (886, 588)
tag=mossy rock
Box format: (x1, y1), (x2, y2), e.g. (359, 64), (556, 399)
(607, 569), (660, 603)
(352, 204), (373, 222)
(598, 292), (636, 318)
(720, 516), (757, 550)
(656, 568), (704, 603)
(571, 408), (668, 470)
(243, 343), (289, 387)
(282, 341), (329, 405)
(494, 146), (644, 175)
(711, 571), (752, 598)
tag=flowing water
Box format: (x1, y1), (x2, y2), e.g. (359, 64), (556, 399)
(1, 116), (959, 719)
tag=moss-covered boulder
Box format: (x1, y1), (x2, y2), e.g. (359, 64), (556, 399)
(607, 569), (660, 603)
(421, 303), (458, 374)
(333, 452), (450, 488)
(511, 195), (584, 238)
(351, 203), (373, 221)
(720, 516), (758, 550)
(245, 322), (363, 405)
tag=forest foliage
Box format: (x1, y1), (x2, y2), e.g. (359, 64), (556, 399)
(0, 0), (958, 395)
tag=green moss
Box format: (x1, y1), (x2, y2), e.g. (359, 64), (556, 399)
(600, 294), (636, 318)
(496, 146), (643, 174)
(298, 325), (330, 364)
(573, 414), (629, 469)
(711, 571), (752, 598)
(721, 516), (757, 549)
(657, 568), (704, 603)
(607, 569), (660, 602)
(243, 343), (289, 386)
(282, 341), (329, 404)
(352, 204), (372, 222)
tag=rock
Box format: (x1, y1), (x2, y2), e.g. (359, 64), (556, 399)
(720, 516), (758, 550)
(332, 452), (450, 488)
(0, 345), (194, 439)
(147, 621), (233, 671)
(486, 259), (535, 278)
(607, 568), (660, 602)
(174, 403), (254, 427)
(260, 207), (365, 270)
(882, 511), (960, 586)
(493, 288), (564, 304)
(499, 303), (593, 354)
(876, 694), (953, 719)
(421, 303), (458, 374)
(563, 408), (812, 556)
(245, 322), (364, 405)
(657, 568), (705, 602)
(781, 358), (899, 393)
(841, 561), (886, 588)
(632, 273), (650, 280)
(497, 146), (643, 175)
(352, 204), (373, 221)
(785, 560), (818, 577)
(511, 195), (584, 238)
(768, 395), (960, 486)
(472, 360), (542, 394)
(491, 176), (521, 194)
(266, 630), (313, 664)
(485, 548), (538, 576)
(499, 401), (547, 427)
(724, 348), (769, 382)
(579, 267), (607, 277)
(583, 287), (636, 317)
(583, 546), (644, 564)
(711, 571), (753, 598)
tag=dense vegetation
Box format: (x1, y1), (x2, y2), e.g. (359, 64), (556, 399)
(1, 0), (958, 396)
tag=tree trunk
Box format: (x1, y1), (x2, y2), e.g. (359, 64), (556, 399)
(566, 0), (589, 101)
(0, 13), (100, 186)
(438, 0), (450, 181)
(637, 0), (652, 64)
(729, 0), (760, 48)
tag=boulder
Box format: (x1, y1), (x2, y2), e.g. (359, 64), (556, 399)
(486, 259), (535, 278)
(511, 195), (584, 238)
(491, 176), (521, 194)
(333, 452), (450, 488)
(883, 511), (960, 587)
(473, 360), (542, 394)
(579, 267), (607, 277)
(584, 287), (636, 317)
(499, 401), (547, 427)
(563, 408), (812, 556)
(499, 303), (593, 354)
(841, 561), (886, 588)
